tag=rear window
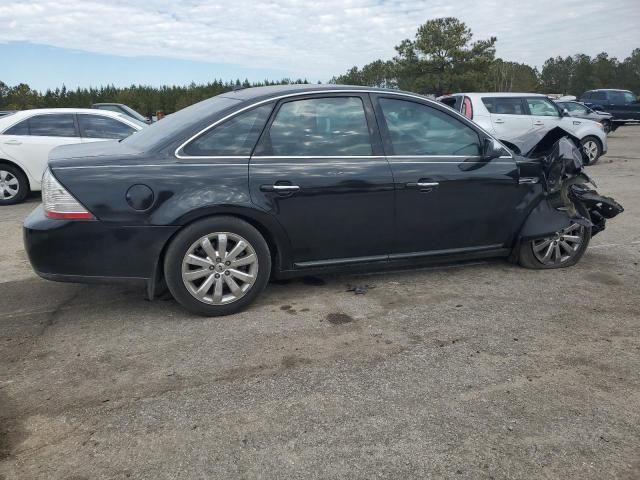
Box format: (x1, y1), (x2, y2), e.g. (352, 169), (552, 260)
(439, 96), (460, 110)
(122, 96), (241, 151)
(591, 92), (607, 101)
(482, 97), (525, 115)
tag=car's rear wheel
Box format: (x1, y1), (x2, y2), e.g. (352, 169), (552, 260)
(0, 165), (29, 205)
(164, 216), (271, 316)
(581, 136), (602, 165)
(518, 222), (591, 269)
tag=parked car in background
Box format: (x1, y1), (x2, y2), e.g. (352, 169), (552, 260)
(438, 93), (607, 164)
(23, 85), (622, 317)
(0, 110), (16, 118)
(0, 108), (145, 204)
(555, 100), (615, 133)
(92, 103), (151, 124)
(579, 89), (640, 121)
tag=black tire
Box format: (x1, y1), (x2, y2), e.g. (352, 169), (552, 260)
(581, 136), (602, 165)
(518, 223), (591, 269)
(164, 216), (271, 316)
(0, 164), (29, 205)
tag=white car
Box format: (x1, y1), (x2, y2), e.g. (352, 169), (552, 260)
(438, 93), (607, 165)
(0, 108), (145, 204)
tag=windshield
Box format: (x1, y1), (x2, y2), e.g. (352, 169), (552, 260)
(122, 96), (241, 150)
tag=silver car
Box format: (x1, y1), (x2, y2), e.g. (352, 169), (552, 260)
(555, 101), (615, 134)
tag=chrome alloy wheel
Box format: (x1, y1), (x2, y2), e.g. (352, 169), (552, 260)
(181, 232), (259, 305)
(583, 140), (599, 163)
(532, 223), (586, 266)
(0, 170), (19, 200)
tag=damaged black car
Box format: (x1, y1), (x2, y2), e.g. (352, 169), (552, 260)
(23, 85), (624, 316)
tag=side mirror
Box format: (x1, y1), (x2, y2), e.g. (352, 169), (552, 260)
(482, 137), (508, 161)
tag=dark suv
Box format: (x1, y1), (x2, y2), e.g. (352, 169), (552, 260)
(579, 89), (640, 120)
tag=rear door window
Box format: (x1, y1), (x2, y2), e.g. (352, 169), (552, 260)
(78, 114), (136, 139)
(29, 114), (77, 137)
(258, 97), (372, 156)
(482, 97), (526, 115)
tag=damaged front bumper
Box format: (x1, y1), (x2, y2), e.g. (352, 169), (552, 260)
(515, 127), (623, 241)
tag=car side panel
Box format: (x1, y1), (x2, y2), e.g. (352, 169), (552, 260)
(49, 157), (294, 272)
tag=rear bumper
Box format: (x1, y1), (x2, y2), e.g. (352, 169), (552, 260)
(23, 205), (179, 283)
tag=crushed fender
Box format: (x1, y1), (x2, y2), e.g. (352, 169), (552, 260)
(512, 127), (623, 239)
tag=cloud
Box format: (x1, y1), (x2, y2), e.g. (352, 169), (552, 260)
(0, 0), (639, 80)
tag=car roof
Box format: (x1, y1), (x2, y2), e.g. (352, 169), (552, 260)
(0, 108), (139, 122)
(448, 92), (547, 98)
(216, 84), (432, 103)
(585, 88), (632, 93)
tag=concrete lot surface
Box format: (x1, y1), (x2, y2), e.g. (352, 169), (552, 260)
(1, 128), (639, 479)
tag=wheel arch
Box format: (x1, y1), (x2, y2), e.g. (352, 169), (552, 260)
(0, 158), (31, 190)
(148, 207), (292, 299)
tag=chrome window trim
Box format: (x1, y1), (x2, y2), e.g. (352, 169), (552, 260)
(174, 89), (513, 160)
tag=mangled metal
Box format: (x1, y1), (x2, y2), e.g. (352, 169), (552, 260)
(510, 127), (623, 241)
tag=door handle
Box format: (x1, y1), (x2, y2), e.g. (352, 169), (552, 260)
(405, 181), (439, 192)
(533, 121), (544, 126)
(3, 140), (21, 145)
(494, 119), (505, 124)
(260, 184), (300, 193)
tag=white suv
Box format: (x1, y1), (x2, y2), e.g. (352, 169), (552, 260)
(438, 93), (607, 164)
(0, 108), (145, 204)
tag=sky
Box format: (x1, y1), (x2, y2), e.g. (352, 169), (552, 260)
(1, 0), (639, 91)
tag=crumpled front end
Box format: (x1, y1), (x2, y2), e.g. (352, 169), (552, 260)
(515, 127), (623, 241)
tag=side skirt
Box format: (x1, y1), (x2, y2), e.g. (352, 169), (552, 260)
(276, 245), (510, 279)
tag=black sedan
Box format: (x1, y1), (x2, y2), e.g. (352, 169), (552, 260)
(23, 85), (622, 316)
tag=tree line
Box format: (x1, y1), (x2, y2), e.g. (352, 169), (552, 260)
(1, 17), (638, 114)
(0, 78), (311, 116)
(332, 17), (639, 97)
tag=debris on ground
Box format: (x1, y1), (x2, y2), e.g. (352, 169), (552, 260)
(346, 284), (375, 295)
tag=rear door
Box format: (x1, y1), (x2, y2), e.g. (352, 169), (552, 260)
(372, 94), (522, 256)
(249, 93), (395, 267)
(0, 113), (80, 185)
(481, 97), (533, 140)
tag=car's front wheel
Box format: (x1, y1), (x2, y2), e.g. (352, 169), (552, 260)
(164, 216), (271, 316)
(0, 165), (29, 205)
(518, 222), (591, 269)
(581, 136), (602, 165)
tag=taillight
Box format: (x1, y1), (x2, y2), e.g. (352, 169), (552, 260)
(42, 169), (94, 220)
(462, 97), (473, 119)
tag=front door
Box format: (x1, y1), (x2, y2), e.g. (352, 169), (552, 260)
(524, 97), (564, 131)
(249, 94), (395, 267)
(372, 94), (525, 256)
